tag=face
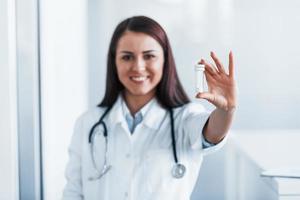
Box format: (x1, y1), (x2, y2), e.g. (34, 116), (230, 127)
(115, 31), (164, 100)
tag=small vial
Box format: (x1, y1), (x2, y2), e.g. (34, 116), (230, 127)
(195, 63), (205, 93)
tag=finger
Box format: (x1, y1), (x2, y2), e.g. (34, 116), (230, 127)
(204, 72), (215, 91)
(204, 65), (221, 84)
(229, 51), (234, 78)
(204, 70), (217, 84)
(210, 51), (226, 74)
(201, 59), (218, 76)
(196, 92), (215, 103)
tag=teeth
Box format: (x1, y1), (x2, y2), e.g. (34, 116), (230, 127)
(131, 76), (147, 81)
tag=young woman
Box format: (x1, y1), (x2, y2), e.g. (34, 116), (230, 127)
(63, 16), (237, 200)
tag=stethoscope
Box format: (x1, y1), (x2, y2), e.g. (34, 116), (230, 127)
(88, 106), (186, 181)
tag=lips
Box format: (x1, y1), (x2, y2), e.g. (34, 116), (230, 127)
(129, 75), (149, 83)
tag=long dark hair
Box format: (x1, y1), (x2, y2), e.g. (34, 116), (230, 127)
(99, 16), (190, 108)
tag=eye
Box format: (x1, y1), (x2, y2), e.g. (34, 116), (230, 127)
(144, 54), (155, 60)
(121, 55), (132, 61)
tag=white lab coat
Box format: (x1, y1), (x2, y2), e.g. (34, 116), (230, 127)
(62, 95), (227, 200)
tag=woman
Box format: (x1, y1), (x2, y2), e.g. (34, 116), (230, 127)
(63, 16), (237, 200)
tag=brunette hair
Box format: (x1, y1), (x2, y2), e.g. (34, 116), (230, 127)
(99, 16), (190, 108)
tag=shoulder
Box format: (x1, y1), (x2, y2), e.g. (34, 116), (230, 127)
(75, 106), (108, 129)
(174, 102), (207, 117)
(70, 106), (109, 144)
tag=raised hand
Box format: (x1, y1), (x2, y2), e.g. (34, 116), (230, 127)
(196, 51), (237, 111)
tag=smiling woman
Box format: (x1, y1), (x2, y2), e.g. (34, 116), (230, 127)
(115, 31), (165, 114)
(62, 15), (236, 200)
(100, 16), (190, 110)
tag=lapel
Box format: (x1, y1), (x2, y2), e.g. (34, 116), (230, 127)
(106, 94), (168, 140)
(142, 98), (167, 131)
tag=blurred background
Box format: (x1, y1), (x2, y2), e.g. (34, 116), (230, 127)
(1, 0), (300, 199)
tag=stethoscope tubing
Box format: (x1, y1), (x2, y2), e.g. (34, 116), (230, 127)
(88, 106), (112, 143)
(169, 108), (178, 164)
(88, 105), (185, 179)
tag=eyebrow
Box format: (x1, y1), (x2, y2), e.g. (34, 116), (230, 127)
(119, 50), (157, 54)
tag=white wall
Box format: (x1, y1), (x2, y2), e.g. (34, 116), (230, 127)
(40, 0), (89, 199)
(0, 0), (18, 199)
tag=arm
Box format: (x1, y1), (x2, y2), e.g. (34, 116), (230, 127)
(197, 51), (237, 144)
(203, 107), (235, 144)
(62, 117), (84, 200)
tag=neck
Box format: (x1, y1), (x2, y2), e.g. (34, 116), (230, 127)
(123, 91), (155, 116)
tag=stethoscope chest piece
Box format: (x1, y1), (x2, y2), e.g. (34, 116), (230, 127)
(172, 163), (186, 179)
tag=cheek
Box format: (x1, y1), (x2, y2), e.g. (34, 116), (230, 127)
(153, 62), (164, 81)
(115, 70), (127, 86)
(156, 68), (163, 81)
(115, 62), (127, 79)
(115, 66), (121, 78)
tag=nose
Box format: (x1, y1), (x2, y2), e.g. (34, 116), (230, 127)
(132, 57), (146, 71)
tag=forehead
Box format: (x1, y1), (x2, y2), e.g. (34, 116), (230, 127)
(116, 31), (163, 53)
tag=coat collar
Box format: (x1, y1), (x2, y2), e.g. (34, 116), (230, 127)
(142, 98), (167, 131)
(107, 95), (124, 126)
(107, 94), (167, 131)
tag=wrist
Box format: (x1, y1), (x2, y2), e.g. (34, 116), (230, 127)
(217, 105), (236, 114)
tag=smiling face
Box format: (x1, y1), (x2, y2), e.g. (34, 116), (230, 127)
(115, 31), (164, 101)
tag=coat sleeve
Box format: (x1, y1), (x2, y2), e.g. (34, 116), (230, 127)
(62, 116), (84, 200)
(183, 103), (228, 155)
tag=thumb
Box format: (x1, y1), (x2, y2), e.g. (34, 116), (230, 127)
(196, 92), (215, 103)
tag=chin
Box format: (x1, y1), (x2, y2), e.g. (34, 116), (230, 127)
(127, 88), (155, 97)
(131, 91), (150, 96)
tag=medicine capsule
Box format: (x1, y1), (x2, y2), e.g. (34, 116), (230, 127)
(195, 63), (205, 93)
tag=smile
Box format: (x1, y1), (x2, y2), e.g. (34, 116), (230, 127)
(130, 76), (149, 83)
